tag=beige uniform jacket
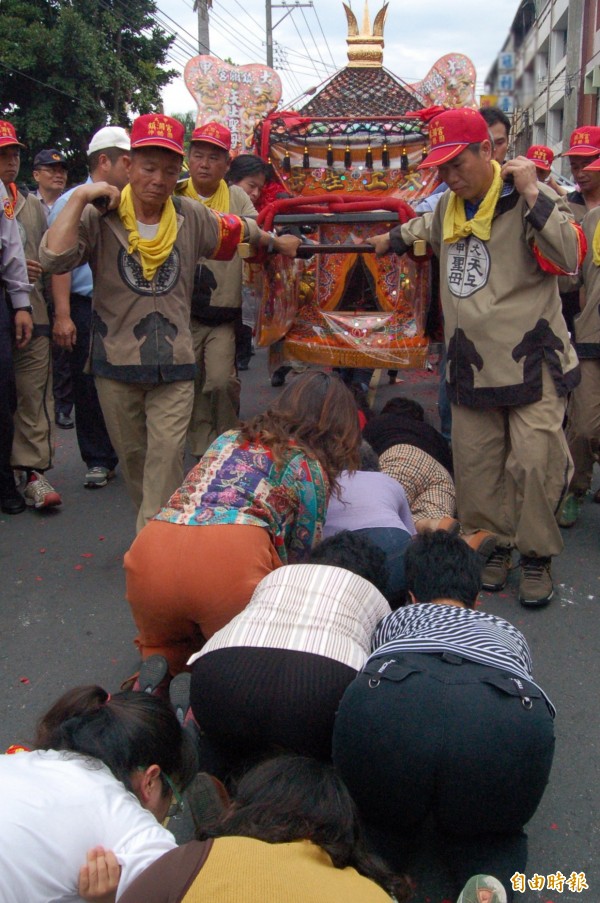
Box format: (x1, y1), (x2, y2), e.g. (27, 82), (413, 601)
(14, 190), (48, 330)
(569, 206), (600, 358)
(390, 183), (582, 408)
(174, 182), (257, 324)
(39, 197), (259, 384)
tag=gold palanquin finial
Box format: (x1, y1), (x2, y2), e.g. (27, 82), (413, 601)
(343, 1), (388, 68)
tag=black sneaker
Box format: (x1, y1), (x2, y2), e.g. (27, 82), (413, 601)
(133, 655), (169, 695)
(169, 672), (192, 726)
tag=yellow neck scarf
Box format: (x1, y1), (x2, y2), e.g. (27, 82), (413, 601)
(592, 219), (600, 267)
(180, 177), (229, 212)
(443, 160), (503, 244)
(118, 184), (178, 282)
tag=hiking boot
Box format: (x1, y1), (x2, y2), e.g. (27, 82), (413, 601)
(462, 530), (498, 562)
(84, 466), (115, 489)
(481, 546), (512, 591)
(23, 472), (62, 509)
(519, 556), (553, 608)
(557, 492), (584, 528)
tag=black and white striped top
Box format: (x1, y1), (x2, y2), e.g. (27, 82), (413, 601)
(370, 603), (555, 715)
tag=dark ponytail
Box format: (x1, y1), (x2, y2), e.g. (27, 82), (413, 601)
(35, 686), (197, 793)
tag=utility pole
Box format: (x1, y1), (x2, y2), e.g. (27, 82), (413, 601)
(193, 0), (211, 54)
(266, 0), (313, 68)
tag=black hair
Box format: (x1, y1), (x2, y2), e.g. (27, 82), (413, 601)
(226, 153), (270, 186)
(309, 530), (389, 596)
(34, 687), (198, 794)
(479, 106), (511, 138)
(381, 395), (425, 422)
(204, 755), (411, 901)
(358, 440), (379, 472)
(404, 530), (481, 607)
(88, 146), (128, 174)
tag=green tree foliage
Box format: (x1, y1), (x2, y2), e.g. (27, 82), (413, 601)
(171, 111), (197, 147)
(0, 0), (178, 181)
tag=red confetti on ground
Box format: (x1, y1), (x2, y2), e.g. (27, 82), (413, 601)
(98, 536), (105, 541)
(74, 564), (84, 571)
(19, 677), (29, 684)
(80, 553), (93, 558)
(39, 548), (46, 554)
(549, 822), (558, 830)
(35, 577), (42, 582)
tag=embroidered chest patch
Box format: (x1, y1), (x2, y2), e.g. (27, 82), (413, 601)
(446, 236), (490, 298)
(118, 247), (181, 296)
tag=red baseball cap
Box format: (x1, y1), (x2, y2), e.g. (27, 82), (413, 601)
(130, 114), (185, 156)
(419, 108), (490, 169)
(583, 157), (600, 172)
(0, 120), (25, 149)
(526, 145), (554, 171)
(190, 121), (231, 152)
(562, 126), (600, 157)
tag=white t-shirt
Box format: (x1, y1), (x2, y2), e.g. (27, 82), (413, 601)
(0, 749), (177, 902)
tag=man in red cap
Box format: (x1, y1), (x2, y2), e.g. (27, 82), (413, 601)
(40, 114), (299, 533)
(555, 126), (600, 526)
(369, 107), (585, 607)
(0, 120), (62, 510)
(175, 122), (256, 456)
(0, 150), (33, 513)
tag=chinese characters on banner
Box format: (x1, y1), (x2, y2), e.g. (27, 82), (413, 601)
(184, 55), (282, 155)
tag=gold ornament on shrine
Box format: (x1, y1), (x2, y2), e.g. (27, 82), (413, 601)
(343, 1), (388, 68)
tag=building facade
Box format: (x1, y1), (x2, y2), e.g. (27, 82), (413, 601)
(485, 0), (592, 175)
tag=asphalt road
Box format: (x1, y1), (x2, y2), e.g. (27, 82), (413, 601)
(1, 350), (598, 903)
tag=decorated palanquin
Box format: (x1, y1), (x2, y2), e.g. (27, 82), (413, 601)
(248, 1), (477, 370)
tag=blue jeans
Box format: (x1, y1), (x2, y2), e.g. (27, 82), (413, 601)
(352, 526), (411, 607)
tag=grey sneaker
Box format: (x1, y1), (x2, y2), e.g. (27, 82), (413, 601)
(481, 546), (512, 591)
(84, 466), (114, 488)
(519, 556), (553, 607)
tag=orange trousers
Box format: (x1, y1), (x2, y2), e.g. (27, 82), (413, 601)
(125, 521), (281, 674)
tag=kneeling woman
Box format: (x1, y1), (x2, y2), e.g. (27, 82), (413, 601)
(189, 532), (391, 777)
(125, 371), (361, 674)
(118, 756), (411, 903)
(332, 530), (555, 899)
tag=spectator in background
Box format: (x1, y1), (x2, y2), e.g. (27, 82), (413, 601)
(0, 176), (33, 514)
(0, 121), (61, 509)
(48, 126), (129, 490)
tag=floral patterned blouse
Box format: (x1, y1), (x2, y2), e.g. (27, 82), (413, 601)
(154, 430), (329, 564)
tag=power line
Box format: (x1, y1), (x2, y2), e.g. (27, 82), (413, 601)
(289, 9), (322, 80)
(300, 6), (328, 73)
(312, 4), (337, 69)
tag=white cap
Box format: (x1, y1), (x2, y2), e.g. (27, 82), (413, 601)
(87, 126), (131, 155)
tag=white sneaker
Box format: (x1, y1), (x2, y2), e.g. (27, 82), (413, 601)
(84, 466), (115, 488)
(23, 472), (62, 509)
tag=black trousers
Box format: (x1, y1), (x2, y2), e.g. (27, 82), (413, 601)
(332, 651), (555, 899)
(0, 295), (16, 488)
(190, 647), (356, 781)
(67, 295), (117, 470)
